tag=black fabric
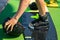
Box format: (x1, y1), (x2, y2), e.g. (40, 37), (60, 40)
(2, 17), (24, 37)
(29, 2), (38, 10)
(30, 16), (49, 40)
(39, 12), (50, 22)
(32, 30), (47, 40)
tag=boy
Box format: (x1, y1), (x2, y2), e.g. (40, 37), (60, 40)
(5, 0), (49, 32)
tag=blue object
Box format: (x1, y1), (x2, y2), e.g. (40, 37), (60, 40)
(21, 12), (57, 40)
(21, 12), (35, 40)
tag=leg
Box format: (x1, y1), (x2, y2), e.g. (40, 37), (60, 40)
(30, 0), (49, 40)
(36, 0), (48, 16)
(36, 0), (49, 21)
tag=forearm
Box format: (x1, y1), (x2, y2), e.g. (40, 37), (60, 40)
(13, 0), (30, 20)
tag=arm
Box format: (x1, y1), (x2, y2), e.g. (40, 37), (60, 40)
(5, 0), (30, 31)
(14, 0), (30, 20)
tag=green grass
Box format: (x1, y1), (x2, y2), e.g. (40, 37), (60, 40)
(0, 0), (60, 40)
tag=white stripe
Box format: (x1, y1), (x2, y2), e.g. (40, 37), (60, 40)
(25, 36), (32, 38)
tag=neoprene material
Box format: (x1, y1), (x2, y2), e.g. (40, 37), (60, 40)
(2, 17), (24, 37)
(29, 2), (38, 10)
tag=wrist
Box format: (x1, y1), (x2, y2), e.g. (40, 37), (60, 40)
(12, 12), (23, 21)
(12, 14), (20, 21)
(12, 16), (19, 21)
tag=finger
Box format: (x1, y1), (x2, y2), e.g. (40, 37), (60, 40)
(10, 25), (14, 31)
(4, 22), (9, 28)
(6, 24), (11, 31)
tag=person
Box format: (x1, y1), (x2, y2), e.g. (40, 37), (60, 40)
(4, 0), (49, 31)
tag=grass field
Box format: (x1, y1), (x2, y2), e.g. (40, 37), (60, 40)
(0, 0), (60, 40)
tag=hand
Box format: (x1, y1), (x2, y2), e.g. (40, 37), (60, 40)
(4, 17), (18, 31)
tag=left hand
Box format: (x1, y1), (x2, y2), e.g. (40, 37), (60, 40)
(4, 17), (18, 31)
